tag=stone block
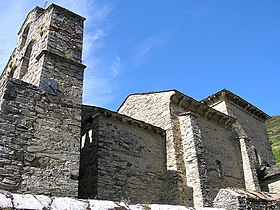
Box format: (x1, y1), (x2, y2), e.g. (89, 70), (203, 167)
(13, 193), (45, 209)
(51, 197), (88, 210)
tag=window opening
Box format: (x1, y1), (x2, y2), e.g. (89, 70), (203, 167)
(216, 160), (223, 177)
(20, 23), (30, 50)
(20, 41), (34, 79)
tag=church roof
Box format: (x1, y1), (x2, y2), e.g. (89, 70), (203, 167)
(202, 89), (270, 122)
(119, 89), (236, 129)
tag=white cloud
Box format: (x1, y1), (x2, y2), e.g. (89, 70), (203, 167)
(134, 33), (167, 66)
(83, 55), (122, 107)
(0, 0), (120, 108)
(110, 56), (121, 79)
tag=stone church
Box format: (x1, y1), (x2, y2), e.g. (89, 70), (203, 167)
(0, 4), (279, 209)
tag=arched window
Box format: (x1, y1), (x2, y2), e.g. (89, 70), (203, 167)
(20, 41), (34, 79)
(20, 23), (30, 50)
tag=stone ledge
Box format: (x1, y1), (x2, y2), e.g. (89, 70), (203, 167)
(171, 91), (236, 129)
(0, 191), (225, 210)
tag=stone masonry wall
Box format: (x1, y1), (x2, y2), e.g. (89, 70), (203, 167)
(47, 6), (84, 63)
(197, 116), (245, 199)
(79, 106), (99, 198)
(215, 101), (274, 166)
(239, 137), (261, 191)
(0, 78), (37, 192)
(0, 4), (85, 197)
(5, 6), (48, 86)
(169, 92), (241, 208)
(213, 188), (280, 210)
(80, 106), (168, 204)
(3, 4), (85, 88)
(118, 91), (187, 205)
(0, 76), (82, 196)
(178, 113), (211, 208)
(260, 165), (280, 193)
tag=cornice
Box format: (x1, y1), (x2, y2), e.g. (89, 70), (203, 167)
(83, 105), (165, 136)
(202, 89), (270, 122)
(36, 50), (87, 69)
(171, 91), (236, 129)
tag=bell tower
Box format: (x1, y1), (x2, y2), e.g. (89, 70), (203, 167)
(0, 4), (86, 197)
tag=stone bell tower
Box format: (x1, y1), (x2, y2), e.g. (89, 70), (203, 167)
(0, 4), (86, 197)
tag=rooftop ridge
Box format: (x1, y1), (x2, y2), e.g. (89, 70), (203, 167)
(201, 89), (270, 122)
(170, 91), (236, 129)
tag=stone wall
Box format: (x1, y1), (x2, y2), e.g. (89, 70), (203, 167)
(178, 113), (211, 208)
(225, 102), (274, 166)
(0, 76), (82, 196)
(260, 165), (280, 194)
(3, 4), (85, 88)
(203, 90), (274, 167)
(0, 191), (226, 210)
(80, 106), (168, 204)
(239, 137), (261, 191)
(171, 98), (243, 207)
(0, 4), (86, 197)
(118, 90), (242, 208)
(213, 188), (280, 209)
(118, 91), (188, 205)
(197, 116), (245, 198)
(0, 78), (37, 192)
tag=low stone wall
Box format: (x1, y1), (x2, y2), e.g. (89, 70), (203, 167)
(260, 165), (280, 194)
(213, 188), (280, 209)
(0, 191), (224, 210)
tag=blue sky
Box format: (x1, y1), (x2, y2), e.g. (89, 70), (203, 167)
(0, 1), (279, 116)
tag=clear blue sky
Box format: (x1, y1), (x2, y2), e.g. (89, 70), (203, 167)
(0, 1), (279, 116)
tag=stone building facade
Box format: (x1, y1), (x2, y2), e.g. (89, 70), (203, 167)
(79, 106), (167, 204)
(0, 4), (279, 209)
(117, 90), (272, 207)
(0, 4), (86, 197)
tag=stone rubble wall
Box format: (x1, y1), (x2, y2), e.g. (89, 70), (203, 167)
(0, 191), (226, 210)
(213, 188), (280, 209)
(0, 78), (38, 192)
(80, 106), (168, 204)
(0, 4), (86, 197)
(0, 76), (81, 196)
(118, 91), (250, 207)
(260, 165), (280, 193)
(47, 5), (85, 63)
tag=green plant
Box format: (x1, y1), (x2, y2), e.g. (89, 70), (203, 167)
(266, 115), (280, 163)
